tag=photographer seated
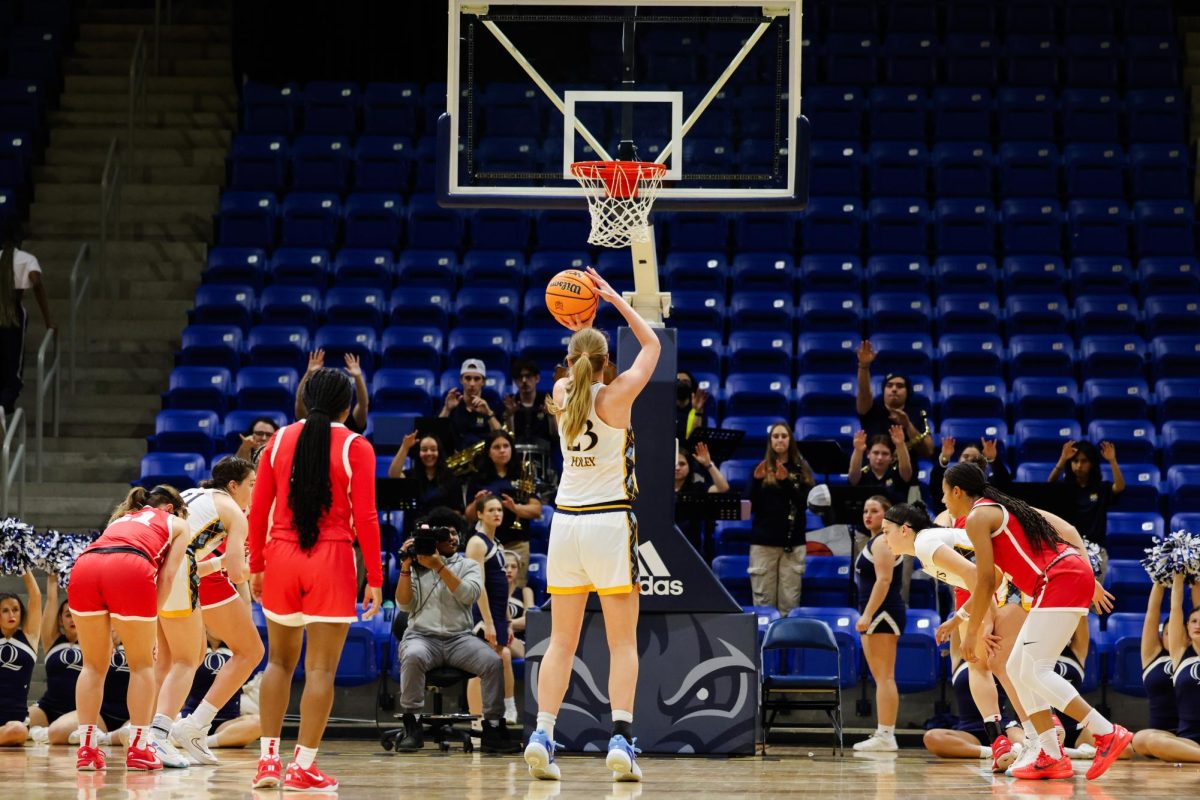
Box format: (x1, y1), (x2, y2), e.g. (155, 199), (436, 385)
(394, 507), (521, 754)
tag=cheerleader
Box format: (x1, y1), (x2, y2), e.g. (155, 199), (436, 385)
(1132, 574), (1200, 762)
(853, 496), (906, 752)
(67, 485), (191, 771)
(0, 570), (41, 746)
(504, 549), (532, 725)
(466, 495), (513, 723)
(152, 456), (261, 767)
(181, 635), (261, 749)
(28, 575), (78, 743)
(944, 462), (1130, 781)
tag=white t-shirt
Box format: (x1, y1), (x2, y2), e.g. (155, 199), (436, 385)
(1, 248), (42, 290)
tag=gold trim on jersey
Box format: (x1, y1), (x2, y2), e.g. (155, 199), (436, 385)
(622, 428), (638, 501)
(554, 502), (633, 515)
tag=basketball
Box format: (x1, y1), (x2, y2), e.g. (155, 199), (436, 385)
(545, 269), (599, 328)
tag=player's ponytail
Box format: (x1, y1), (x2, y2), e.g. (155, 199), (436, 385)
(289, 368), (353, 551)
(944, 461), (1065, 553)
(550, 327), (608, 447)
(109, 484), (188, 524)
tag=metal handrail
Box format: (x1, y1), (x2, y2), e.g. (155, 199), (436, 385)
(128, 28), (148, 170)
(35, 328), (60, 482)
(68, 242), (92, 394)
(99, 139), (122, 298)
(0, 408), (27, 518)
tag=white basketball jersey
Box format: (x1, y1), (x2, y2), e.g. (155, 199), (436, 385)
(555, 383), (637, 508)
(914, 527), (974, 589)
(181, 487), (227, 560)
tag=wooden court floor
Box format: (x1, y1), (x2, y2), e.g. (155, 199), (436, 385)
(6, 741), (1197, 799)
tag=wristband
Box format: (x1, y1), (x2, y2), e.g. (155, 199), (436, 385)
(955, 608), (970, 621)
(399, 571), (411, 577)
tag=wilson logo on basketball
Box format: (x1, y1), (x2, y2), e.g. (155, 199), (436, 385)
(549, 280), (582, 295)
(637, 541), (683, 596)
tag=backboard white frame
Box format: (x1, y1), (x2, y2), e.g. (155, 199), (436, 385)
(562, 90), (684, 181)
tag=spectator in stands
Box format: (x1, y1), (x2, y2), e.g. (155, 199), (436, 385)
(748, 423), (815, 616)
(465, 430), (542, 588)
(235, 416), (279, 463)
(504, 358), (557, 450)
(855, 341), (933, 460)
(929, 437), (1011, 514)
(439, 358), (502, 450)
(1047, 440), (1124, 581)
(674, 370), (709, 445)
(674, 442), (730, 560)
(295, 349), (368, 431)
(387, 432), (464, 531)
(1132, 576), (1200, 763)
(848, 428), (914, 507)
(0, 224), (54, 415)
(393, 507), (519, 753)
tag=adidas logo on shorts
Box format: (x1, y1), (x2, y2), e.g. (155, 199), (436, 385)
(637, 542), (684, 596)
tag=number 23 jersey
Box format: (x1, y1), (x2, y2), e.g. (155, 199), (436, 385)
(555, 383), (637, 508)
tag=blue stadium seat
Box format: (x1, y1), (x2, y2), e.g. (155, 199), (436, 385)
(1001, 199), (1063, 254)
(380, 326), (443, 371)
(151, 411), (220, 458)
(454, 287), (519, 331)
(735, 213), (798, 253)
(1083, 377), (1151, 421)
(258, 285), (321, 328)
(665, 212), (729, 251)
(1139, 257), (1200, 295)
(1014, 420), (1082, 463)
(935, 292), (1001, 335)
(895, 610), (941, 693)
(362, 83), (420, 136)
(269, 247), (329, 287)
(869, 333), (933, 376)
(246, 325), (310, 371)
(724, 373), (791, 418)
(711, 556), (752, 606)
(1163, 421), (1200, 467)
(1128, 89), (1186, 143)
(798, 291), (862, 333)
(1088, 419), (1158, 463)
(1169, 466), (1200, 515)
(795, 375), (856, 417)
(163, 367), (231, 413)
(933, 255), (997, 295)
(867, 255), (930, 294)
(445, 328), (512, 376)
(314, 325), (377, 370)
(939, 376), (1005, 419)
(216, 191), (277, 248)
(280, 193), (340, 249)
(1005, 36), (1061, 86)
(786, 607), (862, 687)
(868, 292), (931, 333)
(389, 287), (451, 330)
(868, 142), (927, 197)
(179, 325), (242, 371)
(395, 249), (457, 291)
(1125, 35), (1180, 88)
(1012, 377), (1079, 420)
(1103, 560), (1153, 614)
(997, 142), (1059, 198)
(1145, 295), (1200, 339)
(0, 131), (32, 192)
(1002, 255), (1067, 295)
(662, 252), (728, 293)
(934, 199), (995, 254)
(228, 134), (289, 189)
(931, 142), (992, 197)
(668, 290), (725, 332)
(1157, 378), (1200, 420)
(341, 193), (404, 249)
(334, 623), (380, 686)
(1067, 200), (1129, 256)
(205, 247), (267, 288)
(1065, 143), (1125, 199)
(799, 255), (862, 293)
(1172, 513), (1200, 533)
(1151, 335), (1200, 380)
(1074, 294), (1139, 337)
(677, 330), (724, 375)
(1008, 333), (1075, 377)
(940, 418), (1007, 448)
(533, 210), (590, 250)
(721, 416), (778, 459)
(867, 200), (929, 254)
(527, 251), (588, 288)
(731, 253), (794, 293)
(407, 195), (465, 250)
(797, 333), (858, 374)
(1005, 293), (1070, 335)
(825, 34), (880, 86)
(944, 34), (998, 84)
(515, 328), (570, 365)
(947, 3), (994, 35)
(192, 284), (254, 330)
(804, 87), (866, 141)
(729, 290), (794, 333)
(371, 369), (437, 414)
(720, 465), (758, 498)
(325, 286), (386, 329)
(1014, 462), (1056, 483)
(302, 81), (359, 135)
(1130, 143), (1190, 199)
(1061, 89), (1121, 144)
(234, 367), (297, 413)
(727, 331), (793, 374)
(801, 198), (862, 253)
(937, 333), (1004, 377)
(241, 81), (299, 134)
(460, 251), (523, 290)
(883, 34), (939, 85)
(800, 556), (852, 607)
(997, 90), (1056, 143)
(1072, 257), (1135, 296)
(138, 453), (206, 490)
(333, 249), (393, 288)
(1080, 335), (1147, 379)
(809, 141), (863, 197)
(1134, 200), (1196, 257)
(932, 88), (991, 141)
(867, 87), (927, 141)
(291, 135), (351, 192)
(1106, 512), (1165, 560)
(470, 208), (532, 251)
(1109, 463), (1163, 511)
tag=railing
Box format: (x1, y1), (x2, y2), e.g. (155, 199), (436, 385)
(99, 138), (122, 298)
(35, 329), (60, 482)
(128, 28), (148, 171)
(0, 408), (27, 518)
(67, 242), (92, 394)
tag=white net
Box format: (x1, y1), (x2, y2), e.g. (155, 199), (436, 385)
(570, 161), (666, 249)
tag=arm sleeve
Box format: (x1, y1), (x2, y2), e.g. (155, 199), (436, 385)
(247, 435), (277, 573)
(452, 558), (483, 606)
(349, 435), (383, 587)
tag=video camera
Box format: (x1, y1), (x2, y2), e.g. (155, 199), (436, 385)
(399, 524), (454, 563)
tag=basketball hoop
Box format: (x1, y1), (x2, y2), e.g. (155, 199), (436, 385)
(570, 160), (667, 249)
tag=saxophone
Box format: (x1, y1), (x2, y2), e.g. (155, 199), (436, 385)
(446, 439), (486, 477)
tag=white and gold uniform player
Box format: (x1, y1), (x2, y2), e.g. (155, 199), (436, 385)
(524, 267), (660, 784)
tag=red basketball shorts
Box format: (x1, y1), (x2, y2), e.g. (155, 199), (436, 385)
(260, 538), (358, 626)
(68, 552), (158, 622)
(1030, 553), (1093, 612)
(198, 572), (240, 610)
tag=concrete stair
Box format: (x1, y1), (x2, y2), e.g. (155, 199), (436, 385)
(16, 2), (233, 531)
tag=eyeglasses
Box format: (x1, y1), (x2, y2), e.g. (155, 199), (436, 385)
(251, 429), (274, 438)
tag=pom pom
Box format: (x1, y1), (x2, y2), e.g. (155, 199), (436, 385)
(1142, 529), (1200, 586)
(1085, 540), (1103, 577)
(0, 517), (36, 575)
(44, 530), (100, 589)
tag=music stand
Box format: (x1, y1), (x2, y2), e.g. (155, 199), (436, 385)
(684, 427), (745, 465)
(415, 416), (457, 450)
(795, 440), (850, 477)
(375, 478), (419, 513)
(827, 486), (884, 528)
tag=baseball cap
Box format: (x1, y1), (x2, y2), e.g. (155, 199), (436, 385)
(460, 358), (486, 378)
(807, 483), (832, 509)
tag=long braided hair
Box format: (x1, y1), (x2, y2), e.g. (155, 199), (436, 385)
(289, 368), (352, 550)
(944, 461), (1064, 553)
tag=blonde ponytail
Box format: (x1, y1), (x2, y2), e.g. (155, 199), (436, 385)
(547, 327), (608, 447)
(109, 487), (149, 523)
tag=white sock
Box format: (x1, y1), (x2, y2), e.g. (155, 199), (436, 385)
(294, 744), (317, 769)
(979, 745), (992, 759)
(189, 701), (219, 731)
(1082, 708), (1114, 736)
(130, 726), (149, 750)
(77, 724), (97, 749)
(504, 696), (517, 712)
(877, 724), (895, 737)
(260, 736), (280, 759)
(1038, 728), (1063, 760)
(536, 712), (556, 741)
(1022, 719), (1037, 739)
(206, 734), (220, 748)
(612, 709), (633, 724)
(151, 714), (172, 738)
